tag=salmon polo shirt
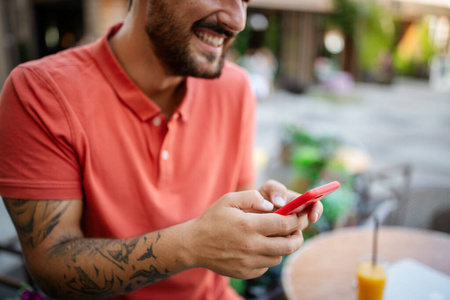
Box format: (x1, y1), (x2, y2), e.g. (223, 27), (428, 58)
(0, 24), (256, 299)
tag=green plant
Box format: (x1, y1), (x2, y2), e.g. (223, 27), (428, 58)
(230, 277), (247, 296)
(356, 2), (395, 73)
(283, 126), (358, 232)
(393, 16), (436, 76)
(263, 14), (281, 57)
(327, 0), (359, 36)
(285, 127), (340, 191)
(233, 22), (252, 55)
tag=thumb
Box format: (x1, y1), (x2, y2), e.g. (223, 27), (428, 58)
(228, 190), (274, 213)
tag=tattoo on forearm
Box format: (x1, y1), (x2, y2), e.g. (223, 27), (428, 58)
(96, 247), (125, 271)
(56, 232), (169, 297)
(107, 237), (139, 264)
(5, 197), (171, 297)
(6, 199), (71, 248)
(128, 231), (168, 286)
(137, 244), (157, 261)
(65, 267), (115, 296)
(129, 265), (169, 284)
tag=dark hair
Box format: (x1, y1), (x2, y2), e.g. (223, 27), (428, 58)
(128, 0), (133, 10)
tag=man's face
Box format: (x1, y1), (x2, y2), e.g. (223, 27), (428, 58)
(145, 0), (248, 78)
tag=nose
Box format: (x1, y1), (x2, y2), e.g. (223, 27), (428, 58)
(217, 0), (247, 33)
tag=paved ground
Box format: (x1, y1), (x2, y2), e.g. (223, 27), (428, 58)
(255, 77), (450, 189)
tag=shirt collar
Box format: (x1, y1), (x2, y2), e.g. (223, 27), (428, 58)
(176, 77), (194, 122)
(92, 23), (194, 123)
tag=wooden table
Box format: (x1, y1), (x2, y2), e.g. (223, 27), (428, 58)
(282, 226), (450, 300)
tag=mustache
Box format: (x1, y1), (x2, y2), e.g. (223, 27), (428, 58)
(192, 20), (235, 38)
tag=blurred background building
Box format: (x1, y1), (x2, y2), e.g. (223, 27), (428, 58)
(0, 0), (128, 84)
(1, 0), (449, 88)
(246, 0), (450, 92)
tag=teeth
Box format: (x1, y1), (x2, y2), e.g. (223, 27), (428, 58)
(196, 31), (224, 47)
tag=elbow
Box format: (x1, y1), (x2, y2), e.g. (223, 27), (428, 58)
(24, 267), (60, 299)
(22, 256), (65, 299)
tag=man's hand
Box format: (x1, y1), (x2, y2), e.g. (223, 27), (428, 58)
(258, 180), (324, 223)
(183, 189), (306, 280)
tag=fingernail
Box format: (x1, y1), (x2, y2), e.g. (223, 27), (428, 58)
(263, 200), (274, 210)
(273, 196), (286, 207)
(313, 212), (319, 223)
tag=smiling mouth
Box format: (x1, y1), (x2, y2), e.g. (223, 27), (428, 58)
(194, 30), (225, 48)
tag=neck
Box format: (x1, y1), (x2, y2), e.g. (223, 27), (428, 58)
(109, 2), (185, 118)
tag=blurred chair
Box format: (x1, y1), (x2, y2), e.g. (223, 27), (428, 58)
(354, 165), (450, 234)
(432, 209), (450, 234)
(354, 164), (412, 227)
(0, 237), (29, 289)
(389, 185), (450, 234)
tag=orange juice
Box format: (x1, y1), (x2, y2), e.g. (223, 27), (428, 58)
(356, 262), (386, 300)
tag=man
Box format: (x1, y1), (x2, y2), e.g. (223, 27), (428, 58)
(0, 0), (323, 299)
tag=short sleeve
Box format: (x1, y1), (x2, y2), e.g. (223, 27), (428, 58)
(0, 66), (83, 199)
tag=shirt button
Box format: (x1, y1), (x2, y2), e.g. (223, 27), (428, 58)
(153, 116), (162, 126)
(162, 150), (170, 160)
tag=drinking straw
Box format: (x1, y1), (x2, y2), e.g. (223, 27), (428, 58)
(372, 216), (379, 267)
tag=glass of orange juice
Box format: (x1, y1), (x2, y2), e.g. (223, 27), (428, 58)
(355, 260), (387, 300)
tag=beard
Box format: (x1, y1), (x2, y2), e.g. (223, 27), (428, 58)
(145, 1), (235, 79)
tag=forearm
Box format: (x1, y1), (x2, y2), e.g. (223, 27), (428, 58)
(31, 225), (191, 299)
(3, 198), (194, 298)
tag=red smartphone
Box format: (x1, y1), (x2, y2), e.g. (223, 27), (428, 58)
(274, 181), (340, 215)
